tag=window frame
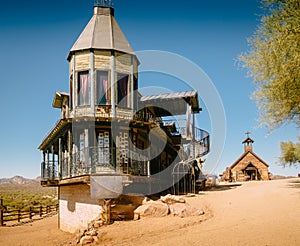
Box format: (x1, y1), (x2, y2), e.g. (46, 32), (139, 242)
(77, 70), (90, 106)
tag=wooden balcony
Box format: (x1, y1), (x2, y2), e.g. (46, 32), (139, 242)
(41, 146), (149, 185)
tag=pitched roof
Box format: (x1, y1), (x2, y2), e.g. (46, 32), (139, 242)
(242, 137), (254, 144)
(230, 150), (269, 169)
(52, 91), (69, 109)
(68, 6), (135, 60)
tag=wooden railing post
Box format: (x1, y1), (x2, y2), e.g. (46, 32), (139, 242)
(29, 207), (32, 220)
(0, 208), (3, 227)
(0, 198), (4, 226)
(18, 209), (21, 222)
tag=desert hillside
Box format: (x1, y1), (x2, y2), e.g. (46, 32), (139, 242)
(0, 176), (57, 210)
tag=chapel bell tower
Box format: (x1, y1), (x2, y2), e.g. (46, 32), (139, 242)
(242, 132), (254, 153)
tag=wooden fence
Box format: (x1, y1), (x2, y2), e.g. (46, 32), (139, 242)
(0, 198), (58, 226)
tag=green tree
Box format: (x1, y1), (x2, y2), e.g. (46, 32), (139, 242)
(239, 0), (300, 165)
(280, 139), (300, 166)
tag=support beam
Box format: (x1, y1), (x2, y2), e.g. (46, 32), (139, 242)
(90, 51), (95, 116)
(192, 111), (196, 158)
(111, 51), (116, 118)
(58, 138), (62, 179)
(51, 145), (55, 179)
(72, 55), (76, 109)
(84, 129), (89, 174)
(68, 129), (72, 178)
(47, 150), (50, 179)
(130, 55), (134, 117)
(42, 152), (46, 179)
(147, 127), (151, 177)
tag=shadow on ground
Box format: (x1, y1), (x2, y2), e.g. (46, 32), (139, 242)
(204, 183), (242, 192)
(288, 179), (300, 189)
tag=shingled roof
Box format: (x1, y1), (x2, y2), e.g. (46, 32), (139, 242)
(68, 6), (135, 60)
(230, 150), (269, 169)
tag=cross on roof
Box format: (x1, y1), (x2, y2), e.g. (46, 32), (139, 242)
(245, 131), (251, 138)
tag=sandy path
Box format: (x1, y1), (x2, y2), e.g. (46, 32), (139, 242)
(0, 215), (73, 246)
(0, 178), (299, 246)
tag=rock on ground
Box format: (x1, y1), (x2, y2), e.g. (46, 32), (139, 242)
(160, 194), (186, 204)
(169, 203), (205, 218)
(134, 201), (169, 219)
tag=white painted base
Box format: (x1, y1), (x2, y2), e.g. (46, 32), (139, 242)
(59, 184), (102, 233)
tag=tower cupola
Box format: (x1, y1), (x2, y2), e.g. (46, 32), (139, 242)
(242, 131), (254, 152)
(68, 0), (139, 119)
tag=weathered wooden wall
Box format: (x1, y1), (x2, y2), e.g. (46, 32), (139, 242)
(231, 152), (269, 182)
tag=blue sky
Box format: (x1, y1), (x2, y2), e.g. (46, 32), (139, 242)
(0, 0), (299, 178)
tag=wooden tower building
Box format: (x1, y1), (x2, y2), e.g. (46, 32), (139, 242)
(38, 1), (210, 233)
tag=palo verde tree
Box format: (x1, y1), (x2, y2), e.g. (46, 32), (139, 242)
(239, 0), (300, 166)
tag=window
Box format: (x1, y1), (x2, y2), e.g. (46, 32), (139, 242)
(77, 71), (90, 106)
(97, 131), (110, 165)
(96, 71), (110, 105)
(117, 73), (129, 107)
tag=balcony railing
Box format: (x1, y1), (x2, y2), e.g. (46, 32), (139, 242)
(178, 126), (210, 157)
(163, 123), (209, 158)
(41, 160), (58, 180)
(41, 146), (149, 181)
(41, 127), (209, 182)
(70, 106), (133, 120)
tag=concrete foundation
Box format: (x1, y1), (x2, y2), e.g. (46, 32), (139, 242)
(59, 184), (102, 233)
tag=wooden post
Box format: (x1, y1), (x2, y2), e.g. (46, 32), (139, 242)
(0, 198), (4, 226)
(111, 51), (116, 118)
(39, 206), (43, 217)
(29, 207), (32, 220)
(47, 150), (50, 179)
(102, 199), (111, 225)
(51, 145), (55, 179)
(18, 209), (21, 222)
(90, 51), (95, 116)
(42, 152), (46, 179)
(68, 129), (72, 178)
(130, 55), (134, 117)
(58, 138), (62, 179)
(0, 209), (3, 226)
(72, 55), (76, 111)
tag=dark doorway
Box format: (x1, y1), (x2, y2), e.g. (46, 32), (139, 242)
(244, 163), (260, 181)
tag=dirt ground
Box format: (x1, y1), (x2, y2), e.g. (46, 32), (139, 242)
(1, 178), (300, 246)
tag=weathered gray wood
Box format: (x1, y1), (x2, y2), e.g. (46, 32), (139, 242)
(90, 51), (95, 115)
(58, 138), (62, 179)
(130, 55), (134, 116)
(0, 199), (3, 226)
(111, 51), (115, 118)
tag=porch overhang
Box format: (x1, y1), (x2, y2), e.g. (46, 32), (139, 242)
(140, 91), (201, 116)
(38, 119), (71, 151)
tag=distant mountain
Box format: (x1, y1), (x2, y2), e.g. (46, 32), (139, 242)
(0, 176), (40, 186)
